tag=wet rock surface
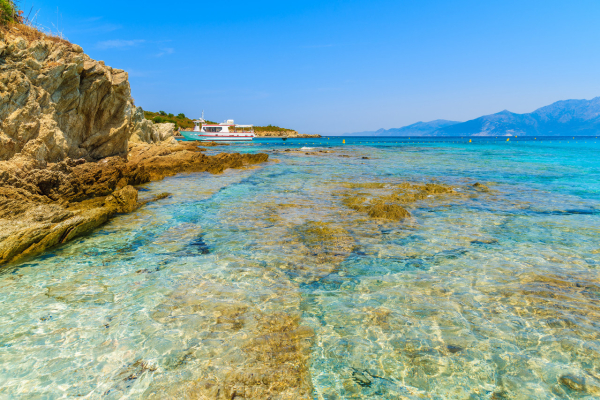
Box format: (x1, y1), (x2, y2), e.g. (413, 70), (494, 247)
(341, 181), (465, 221)
(0, 141), (269, 265)
(0, 28), (268, 266)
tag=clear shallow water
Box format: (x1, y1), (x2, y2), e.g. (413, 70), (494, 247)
(1, 137), (600, 399)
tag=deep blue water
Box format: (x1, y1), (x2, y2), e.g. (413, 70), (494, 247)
(1, 137), (599, 399)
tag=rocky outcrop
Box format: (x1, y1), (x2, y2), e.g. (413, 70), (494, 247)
(0, 27), (173, 165)
(0, 140), (269, 265)
(129, 106), (175, 143)
(0, 27), (269, 266)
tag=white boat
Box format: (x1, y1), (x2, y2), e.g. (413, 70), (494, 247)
(180, 114), (255, 142)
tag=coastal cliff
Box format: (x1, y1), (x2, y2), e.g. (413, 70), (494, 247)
(0, 26), (175, 164)
(0, 26), (269, 265)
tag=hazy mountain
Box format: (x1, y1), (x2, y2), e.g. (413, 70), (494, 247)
(433, 97), (600, 136)
(344, 120), (460, 136)
(381, 120), (461, 136)
(344, 97), (600, 136)
(343, 129), (381, 136)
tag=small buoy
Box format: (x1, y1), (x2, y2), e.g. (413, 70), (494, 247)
(507, 138), (510, 141)
(343, 139), (345, 144)
(469, 139), (472, 143)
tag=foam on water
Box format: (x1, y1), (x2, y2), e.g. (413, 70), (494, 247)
(1, 138), (599, 399)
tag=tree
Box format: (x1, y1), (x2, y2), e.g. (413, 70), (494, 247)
(177, 113), (186, 119)
(159, 111), (167, 116)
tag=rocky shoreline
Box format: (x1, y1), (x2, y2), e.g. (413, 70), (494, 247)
(0, 26), (269, 266)
(0, 140), (268, 266)
(255, 131), (321, 138)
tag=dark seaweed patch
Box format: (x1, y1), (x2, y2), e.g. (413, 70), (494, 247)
(190, 234), (210, 254)
(0, 262), (39, 277)
(447, 345), (464, 354)
(352, 370), (372, 387)
(471, 239), (499, 245)
(529, 209), (599, 216)
(38, 253), (56, 261)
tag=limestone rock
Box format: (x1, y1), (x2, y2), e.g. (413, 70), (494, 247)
(0, 140), (269, 265)
(0, 29), (169, 164)
(129, 106), (160, 143)
(154, 122), (176, 141)
(129, 106), (176, 144)
(104, 185), (138, 213)
(0, 27), (270, 265)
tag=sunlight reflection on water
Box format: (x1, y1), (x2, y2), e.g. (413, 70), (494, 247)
(1, 139), (599, 399)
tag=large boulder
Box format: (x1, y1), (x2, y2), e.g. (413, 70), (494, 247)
(129, 106), (175, 143)
(0, 28), (171, 164)
(104, 185), (138, 213)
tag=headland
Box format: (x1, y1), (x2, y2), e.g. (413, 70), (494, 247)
(0, 24), (269, 265)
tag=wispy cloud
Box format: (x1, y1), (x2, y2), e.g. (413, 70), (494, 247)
(301, 44), (335, 49)
(83, 16), (103, 23)
(155, 47), (175, 57)
(97, 39), (145, 50)
(70, 23), (122, 34)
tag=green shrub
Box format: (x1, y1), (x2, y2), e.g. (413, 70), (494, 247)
(159, 111), (167, 116)
(177, 113), (186, 119)
(153, 116), (164, 123)
(167, 113), (174, 118)
(1, 0), (17, 25)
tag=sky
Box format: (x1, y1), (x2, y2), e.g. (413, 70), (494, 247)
(21, 0), (600, 134)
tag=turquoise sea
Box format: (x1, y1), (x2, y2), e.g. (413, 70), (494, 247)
(1, 136), (600, 399)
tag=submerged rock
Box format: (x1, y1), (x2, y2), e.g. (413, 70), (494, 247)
(558, 374), (600, 395)
(341, 181), (463, 221)
(366, 202), (411, 220)
(473, 182), (490, 191)
(0, 141), (269, 265)
(0, 28), (271, 265)
(446, 345), (464, 354)
(294, 221), (355, 265)
(352, 370), (373, 387)
(559, 374), (586, 392)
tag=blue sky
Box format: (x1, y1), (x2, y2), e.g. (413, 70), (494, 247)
(23, 0), (600, 134)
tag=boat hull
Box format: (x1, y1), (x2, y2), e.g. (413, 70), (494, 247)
(180, 131), (254, 142)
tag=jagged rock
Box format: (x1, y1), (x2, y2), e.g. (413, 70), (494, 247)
(104, 185), (138, 213)
(129, 106), (175, 144)
(0, 28), (270, 265)
(129, 106), (159, 143)
(154, 122), (176, 141)
(0, 140), (269, 265)
(0, 30), (171, 165)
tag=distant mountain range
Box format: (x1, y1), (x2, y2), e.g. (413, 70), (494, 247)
(344, 97), (600, 136)
(344, 120), (459, 136)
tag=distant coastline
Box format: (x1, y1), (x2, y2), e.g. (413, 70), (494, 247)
(142, 113), (321, 138)
(344, 96), (600, 137)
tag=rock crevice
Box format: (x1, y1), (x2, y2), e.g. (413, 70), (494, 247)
(0, 28), (270, 266)
(0, 27), (175, 165)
